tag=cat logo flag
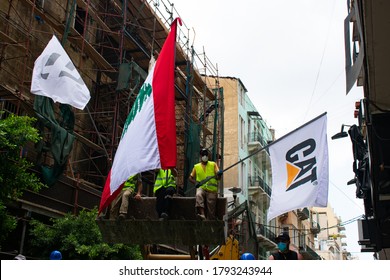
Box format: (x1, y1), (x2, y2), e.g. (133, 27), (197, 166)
(267, 113), (329, 222)
(31, 35), (90, 110)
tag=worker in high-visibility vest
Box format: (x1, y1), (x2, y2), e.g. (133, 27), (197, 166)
(110, 174), (143, 220)
(189, 148), (222, 220)
(154, 168), (177, 221)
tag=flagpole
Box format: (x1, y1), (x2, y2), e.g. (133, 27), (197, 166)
(186, 112), (327, 193)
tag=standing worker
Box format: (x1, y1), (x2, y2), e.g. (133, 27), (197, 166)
(189, 148), (222, 220)
(110, 174), (143, 220)
(154, 168), (177, 220)
(268, 232), (303, 260)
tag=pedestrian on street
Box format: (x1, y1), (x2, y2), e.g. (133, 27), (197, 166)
(269, 232), (303, 260)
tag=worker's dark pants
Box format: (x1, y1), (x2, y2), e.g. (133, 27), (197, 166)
(155, 186), (176, 218)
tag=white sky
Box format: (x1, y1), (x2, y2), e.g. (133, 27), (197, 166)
(171, 0), (373, 260)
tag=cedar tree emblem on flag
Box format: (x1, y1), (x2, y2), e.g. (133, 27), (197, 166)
(99, 18), (181, 213)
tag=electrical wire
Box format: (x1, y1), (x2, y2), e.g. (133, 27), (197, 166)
(329, 180), (365, 212)
(303, 0), (337, 121)
(257, 214), (363, 233)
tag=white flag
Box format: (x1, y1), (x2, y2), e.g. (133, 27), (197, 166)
(31, 35), (90, 110)
(267, 113), (329, 222)
(99, 18), (181, 213)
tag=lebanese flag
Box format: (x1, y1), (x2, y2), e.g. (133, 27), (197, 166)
(99, 18), (181, 213)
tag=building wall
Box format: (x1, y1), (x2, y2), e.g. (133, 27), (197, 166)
(218, 76), (277, 258)
(219, 77), (239, 191)
(312, 205), (347, 260)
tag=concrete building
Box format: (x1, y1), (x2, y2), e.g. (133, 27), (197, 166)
(212, 76), (331, 260)
(213, 76), (277, 259)
(274, 208), (322, 260)
(312, 205), (348, 260)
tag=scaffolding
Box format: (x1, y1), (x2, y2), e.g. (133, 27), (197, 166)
(0, 0), (228, 259)
(0, 0), (223, 202)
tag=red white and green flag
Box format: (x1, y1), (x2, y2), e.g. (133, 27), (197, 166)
(99, 18), (181, 213)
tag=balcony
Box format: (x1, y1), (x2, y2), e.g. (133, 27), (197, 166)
(338, 225), (346, 231)
(247, 132), (267, 152)
(299, 242), (322, 260)
(297, 208), (310, 220)
(278, 212), (288, 221)
(256, 224), (277, 250)
(310, 221), (321, 235)
(248, 176), (272, 197)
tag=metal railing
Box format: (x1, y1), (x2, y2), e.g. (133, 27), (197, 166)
(248, 176), (272, 197)
(256, 224), (276, 241)
(298, 237), (322, 260)
(248, 132), (267, 147)
(303, 245), (322, 260)
(310, 221), (321, 234)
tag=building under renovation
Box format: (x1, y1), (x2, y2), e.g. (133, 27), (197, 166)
(0, 0), (227, 258)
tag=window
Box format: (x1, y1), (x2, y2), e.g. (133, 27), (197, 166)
(239, 90), (242, 106)
(239, 115), (245, 149)
(0, 100), (18, 119)
(239, 88), (244, 108)
(247, 118), (251, 141)
(248, 159), (252, 181)
(253, 125), (258, 139)
(75, 6), (86, 35)
(35, 0), (45, 9)
(240, 162), (246, 196)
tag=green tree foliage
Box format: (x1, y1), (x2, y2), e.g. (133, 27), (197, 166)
(0, 113), (45, 243)
(28, 208), (142, 260)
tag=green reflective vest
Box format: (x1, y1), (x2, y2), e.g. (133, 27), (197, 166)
(194, 161), (218, 193)
(154, 169), (176, 193)
(123, 175), (138, 191)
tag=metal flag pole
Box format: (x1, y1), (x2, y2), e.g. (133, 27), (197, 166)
(186, 112), (327, 194)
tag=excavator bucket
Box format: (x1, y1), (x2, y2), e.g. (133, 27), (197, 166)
(96, 197), (227, 246)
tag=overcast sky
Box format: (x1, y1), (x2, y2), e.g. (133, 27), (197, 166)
(170, 0), (372, 259)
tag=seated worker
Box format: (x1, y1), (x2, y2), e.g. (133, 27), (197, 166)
(154, 168), (177, 220)
(189, 148), (222, 220)
(268, 232), (303, 260)
(110, 173), (142, 220)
